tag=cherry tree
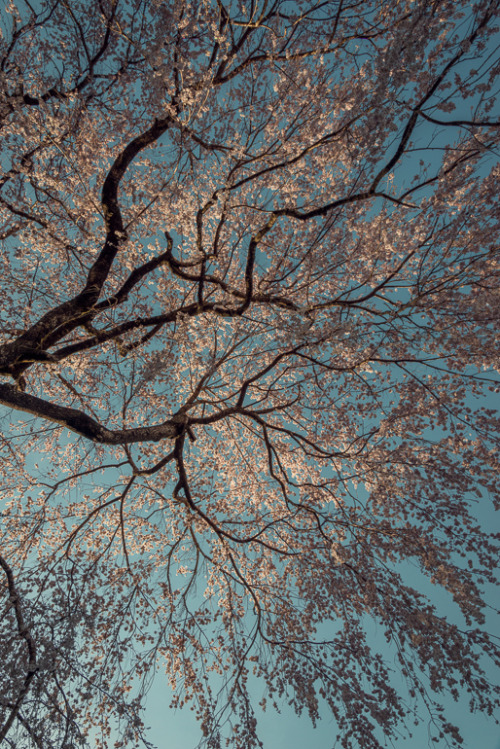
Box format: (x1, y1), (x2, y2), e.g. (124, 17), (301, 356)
(0, 0), (499, 746)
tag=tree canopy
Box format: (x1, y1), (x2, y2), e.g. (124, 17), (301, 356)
(0, 0), (499, 747)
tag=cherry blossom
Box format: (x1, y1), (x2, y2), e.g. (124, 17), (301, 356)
(0, 1), (499, 747)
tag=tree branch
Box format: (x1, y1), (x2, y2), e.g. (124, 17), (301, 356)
(0, 555), (38, 744)
(0, 383), (179, 444)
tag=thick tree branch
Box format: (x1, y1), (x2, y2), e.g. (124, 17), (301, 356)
(0, 383), (179, 444)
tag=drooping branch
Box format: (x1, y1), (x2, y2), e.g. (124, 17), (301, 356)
(0, 555), (38, 744)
